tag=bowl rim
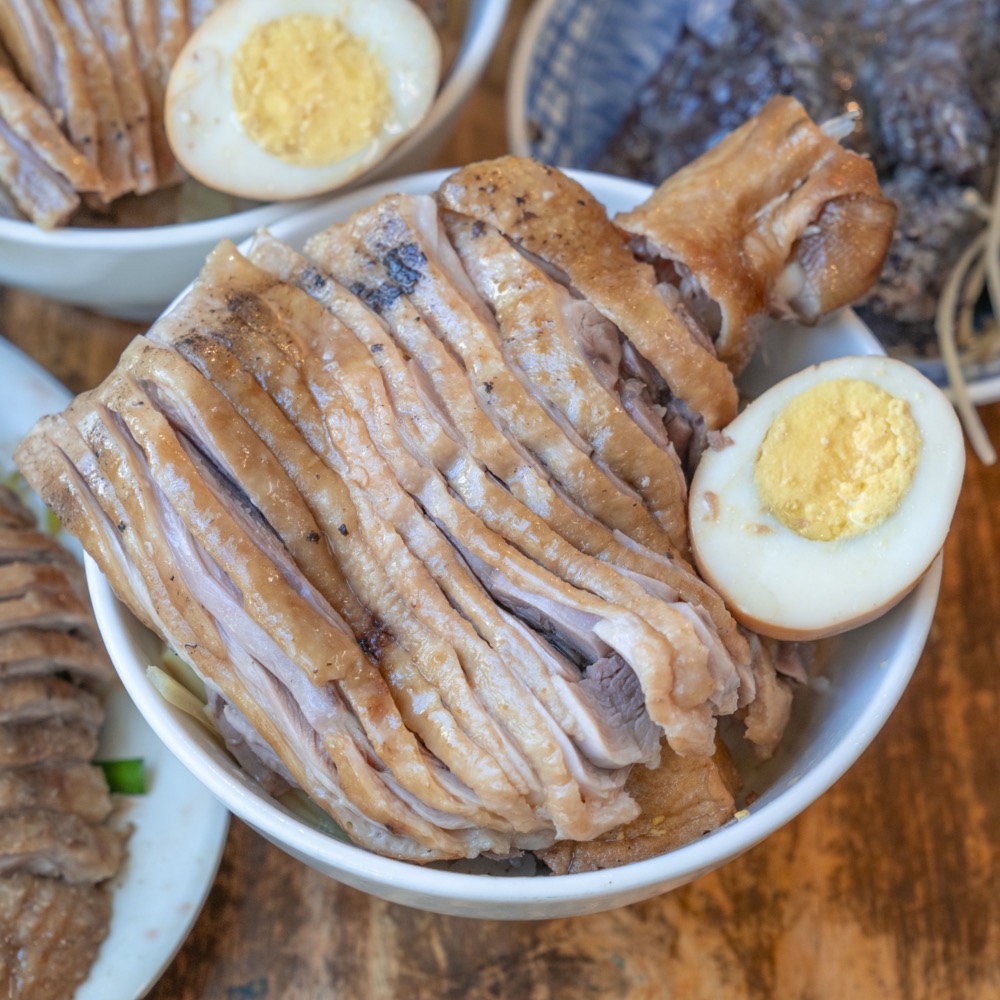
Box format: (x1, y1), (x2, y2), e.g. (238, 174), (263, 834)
(504, 0), (563, 158)
(0, 0), (509, 249)
(86, 165), (938, 911)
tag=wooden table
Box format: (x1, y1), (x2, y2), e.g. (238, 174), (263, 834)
(3, 2), (1000, 996)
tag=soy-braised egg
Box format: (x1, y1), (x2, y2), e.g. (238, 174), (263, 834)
(689, 355), (965, 641)
(165, 0), (441, 200)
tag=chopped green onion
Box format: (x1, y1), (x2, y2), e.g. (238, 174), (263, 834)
(97, 757), (146, 795)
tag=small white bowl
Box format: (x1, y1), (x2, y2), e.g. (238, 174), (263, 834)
(86, 169), (939, 919)
(0, 0), (508, 321)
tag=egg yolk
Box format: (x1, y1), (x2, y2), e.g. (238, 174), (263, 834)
(231, 14), (391, 167)
(753, 377), (922, 542)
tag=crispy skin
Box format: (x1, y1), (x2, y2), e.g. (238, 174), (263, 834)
(438, 157), (739, 429)
(537, 741), (741, 874)
(617, 96), (896, 372)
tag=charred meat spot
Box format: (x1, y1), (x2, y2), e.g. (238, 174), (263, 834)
(350, 280), (401, 316)
(370, 343), (383, 354)
(520, 210), (538, 222)
(359, 618), (390, 660)
(116, 520), (126, 532)
(483, 381), (494, 394)
(515, 195), (527, 206)
(338, 523), (349, 536)
(577, 199), (586, 207)
(306, 531), (320, 543)
(383, 242), (426, 294)
(303, 267), (328, 292)
(471, 219), (486, 238)
(225, 291), (272, 330)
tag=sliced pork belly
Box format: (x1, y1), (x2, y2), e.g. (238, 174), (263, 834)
(57, 0), (136, 201)
(438, 157), (739, 430)
(83, 0), (157, 193)
(0, 763), (112, 823)
(616, 96), (896, 372)
(0, 810), (124, 883)
(0, 0), (101, 172)
(306, 196), (683, 556)
(445, 210), (690, 555)
(252, 232), (749, 673)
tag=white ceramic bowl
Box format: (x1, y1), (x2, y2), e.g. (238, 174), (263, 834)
(85, 169), (940, 919)
(0, 0), (508, 321)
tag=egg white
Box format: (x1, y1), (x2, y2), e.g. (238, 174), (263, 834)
(165, 0), (441, 200)
(689, 355), (965, 641)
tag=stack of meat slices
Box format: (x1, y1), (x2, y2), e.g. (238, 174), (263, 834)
(0, 0), (217, 228)
(13, 102), (891, 866)
(0, 485), (126, 998)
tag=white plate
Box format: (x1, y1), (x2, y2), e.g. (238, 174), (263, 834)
(0, 336), (230, 1000)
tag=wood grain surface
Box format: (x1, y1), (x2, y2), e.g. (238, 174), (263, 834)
(2, 1), (999, 996)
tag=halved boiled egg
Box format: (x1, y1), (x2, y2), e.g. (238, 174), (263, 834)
(165, 0), (441, 200)
(689, 355), (965, 641)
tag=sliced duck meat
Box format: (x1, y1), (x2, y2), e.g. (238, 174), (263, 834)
(125, 0), (183, 188)
(437, 157), (739, 429)
(0, 586), (97, 637)
(223, 254), (675, 767)
(57, 0), (136, 201)
(0, 488), (33, 529)
(77, 385), (522, 857)
(0, 810), (125, 883)
(307, 196), (684, 556)
(0, 118), (80, 228)
(0, 763), (112, 824)
(83, 0), (157, 193)
(741, 634), (794, 759)
(241, 258), (729, 753)
(445, 210), (690, 555)
(0, 0), (100, 171)
(0, 677), (103, 729)
(616, 97), (896, 372)
(0, 874), (111, 1000)
(0, 562), (87, 604)
(123, 337), (545, 835)
(253, 233), (750, 672)
(0, 63), (102, 195)
(157, 251), (637, 841)
(34, 416), (484, 862)
(0, 719), (98, 769)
